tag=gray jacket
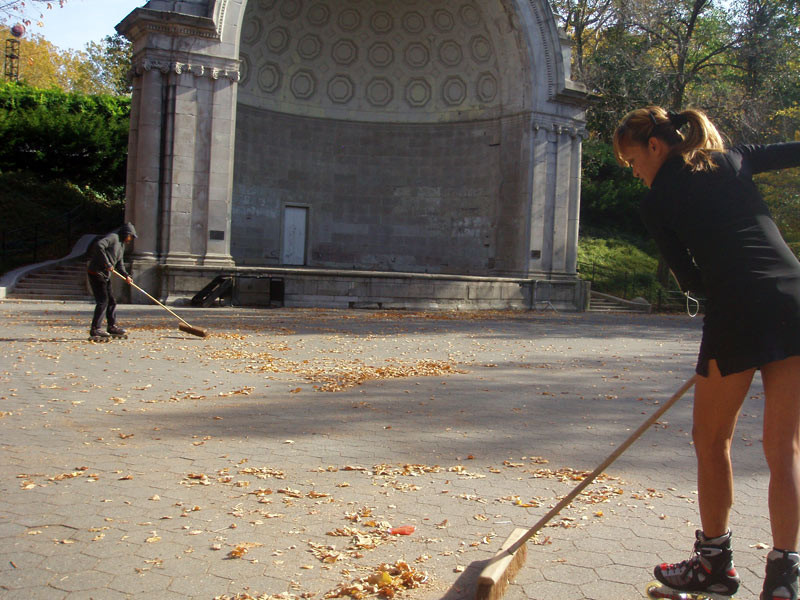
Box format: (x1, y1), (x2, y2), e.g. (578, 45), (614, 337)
(87, 223), (137, 278)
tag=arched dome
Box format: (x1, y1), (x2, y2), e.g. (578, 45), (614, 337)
(237, 0), (530, 123)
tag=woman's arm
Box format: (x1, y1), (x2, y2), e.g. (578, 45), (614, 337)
(640, 196), (705, 294)
(734, 142), (800, 175)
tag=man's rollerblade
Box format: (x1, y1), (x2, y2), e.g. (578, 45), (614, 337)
(646, 530), (740, 599)
(761, 549), (799, 600)
(88, 329), (111, 343)
(107, 325), (128, 339)
(645, 583), (739, 599)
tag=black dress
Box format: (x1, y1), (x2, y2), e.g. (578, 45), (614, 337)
(640, 143), (800, 376)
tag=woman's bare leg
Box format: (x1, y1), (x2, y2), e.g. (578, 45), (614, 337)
(761, 356), (800, 551)
(693, 360), (755, 537)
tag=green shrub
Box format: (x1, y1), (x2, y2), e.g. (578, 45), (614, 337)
(577, 236), (674, 302)
(0, 82), (130, 194)
(580, 139), (649, 239)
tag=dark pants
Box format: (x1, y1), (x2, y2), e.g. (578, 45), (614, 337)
(88, 272), (117, 332)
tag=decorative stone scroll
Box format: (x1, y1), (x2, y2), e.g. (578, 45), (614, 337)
(532, 119), (589, 139)
(134, 58), (240, 82)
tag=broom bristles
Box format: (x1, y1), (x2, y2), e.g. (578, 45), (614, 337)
(475, 528), (528, 600)
(179, 323), (208, 338)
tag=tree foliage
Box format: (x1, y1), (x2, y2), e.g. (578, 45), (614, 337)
(557, 0), (800, 289)
(1, 25), (132, 95)
(549, 0), (618, 80)
(552, 0), (800, 142)
(579, 138), (648, 239)
(83, 35), (133, 96)
(755, 170), (800, 255)
(0, 81), (130, 193)
(0, 0), (64, 28)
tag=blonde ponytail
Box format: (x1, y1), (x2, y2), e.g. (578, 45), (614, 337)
(672, 109), (726, 171)
(614, 106), (726, 172)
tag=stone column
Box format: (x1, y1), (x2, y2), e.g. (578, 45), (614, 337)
(551, 124), (572, 274)
(527, 120), (584, 278)
(118, 7), (239, 299)
(204, 67), (239, 266)
(528, 122), (555, 275)
(565, 128), (586, 275)
(123, 61), (172, 294)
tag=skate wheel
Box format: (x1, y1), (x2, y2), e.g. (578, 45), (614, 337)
(645, 582), (691, 599)
(644, 581), (735, 600)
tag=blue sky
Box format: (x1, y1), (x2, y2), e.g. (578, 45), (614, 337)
(34, 0), (145, 52)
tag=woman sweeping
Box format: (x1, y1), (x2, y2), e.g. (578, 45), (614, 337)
(613, 106), (800, 599)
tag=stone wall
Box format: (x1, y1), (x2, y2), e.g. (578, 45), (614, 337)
(162, 264), (591, 311)
(232, 107), (530, 276)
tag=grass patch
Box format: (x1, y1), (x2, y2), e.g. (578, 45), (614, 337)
(577, 236), (668, 301)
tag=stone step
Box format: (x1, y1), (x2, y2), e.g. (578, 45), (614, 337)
(8, 259), (92, 301)
(13, 284), (88, 294)
(11, 293), (91, 301)
(588, 294), (650, 313)
(15, 276), (86, 288)
(22, 273), (85, 282)
(12, 282), (88, 293)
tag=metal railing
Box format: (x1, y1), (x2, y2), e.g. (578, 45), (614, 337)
(577, 260), (699, 313)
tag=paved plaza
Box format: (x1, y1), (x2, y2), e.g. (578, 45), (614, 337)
(0, 301), (773, 599)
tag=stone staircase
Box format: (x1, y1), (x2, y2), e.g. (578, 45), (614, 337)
(8, 259), (92, 301)
(588, 291), (650, 313)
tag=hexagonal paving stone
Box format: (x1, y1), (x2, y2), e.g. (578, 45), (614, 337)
(168, 572), (246, 597)
(2, 585), (67, 600)
(107, 569), (173, 595)
(47, 569), (114, 593)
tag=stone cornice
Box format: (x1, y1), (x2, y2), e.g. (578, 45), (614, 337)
(117, 7), (219, 42)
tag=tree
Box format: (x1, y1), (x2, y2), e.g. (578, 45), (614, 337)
(83, 35), (132, 96)
(755, 170), (800, 258)
(726, 0), (800, 141)
(1, 25), (131, 95)
(1, 24), (64, 87)
(549, 0), (618, 80)
(581, 24), (672, 139)
(0, 0), (65, 28)
(620, 0), (737, 111)
(579, 138), (649, 238)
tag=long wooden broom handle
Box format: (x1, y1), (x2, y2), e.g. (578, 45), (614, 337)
(503, 374), (699, 556)
(111, 269), (193, 328)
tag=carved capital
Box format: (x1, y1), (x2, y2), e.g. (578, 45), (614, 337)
(141, 58), (170, 74)
(133, 58), (240, 82)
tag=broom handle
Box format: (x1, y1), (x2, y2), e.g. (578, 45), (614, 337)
(111, 269), (193, 328)
(504, 374), (699, 556)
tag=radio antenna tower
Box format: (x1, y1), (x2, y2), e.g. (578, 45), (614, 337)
(5, 23), (25, 81)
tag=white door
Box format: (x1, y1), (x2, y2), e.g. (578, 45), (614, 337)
(281, 206), (308, 265)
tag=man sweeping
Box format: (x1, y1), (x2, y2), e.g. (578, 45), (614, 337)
(86, 222), (137, 340)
